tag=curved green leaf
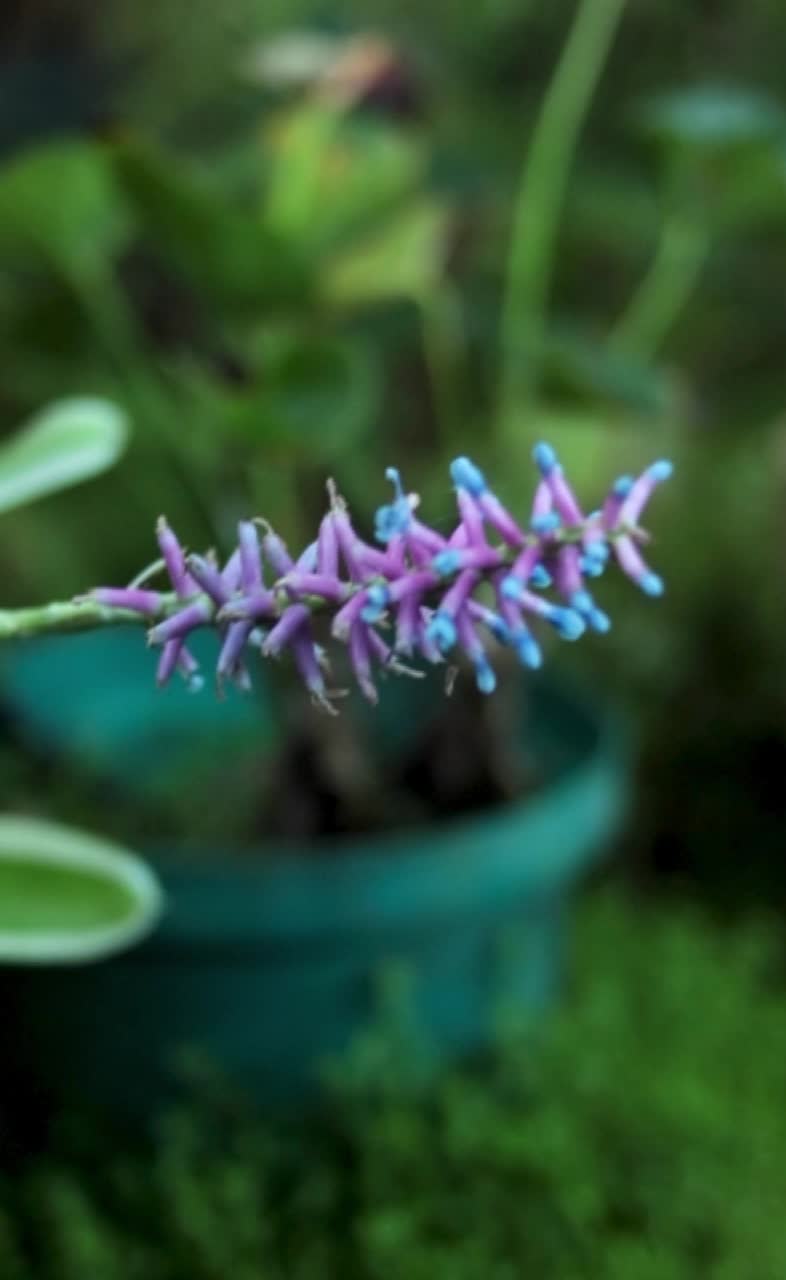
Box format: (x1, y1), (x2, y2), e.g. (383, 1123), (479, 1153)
(0, 816), (162, 965)
(0, 398), (129, 515)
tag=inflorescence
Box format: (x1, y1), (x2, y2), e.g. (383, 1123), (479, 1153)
(85, 443), (672, 712)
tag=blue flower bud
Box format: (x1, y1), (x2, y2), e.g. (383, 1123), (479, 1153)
(533, 442), (558, 475)
(548, 607), (586, 641)
(613, 475), (634, 498)
(584, 540), (609, 563)
(649, 460), (673, 482)
(514, 632), (543, 669)
(375, 468), (412, 543)
(450, 456), (487, 496)
(474, 657), (497, 695)
(639, 571), (664, 597)
(531, 511), (561, 534)
(500, 574), (524, 602)
(588, 607), (611, 633)
(426, 612), (458, 653)
(570, 590), (594, 615)
(528, 564), (552, 589)
(432, 548), (462, 577)
(361, 583), (390, 622)
(579, 555), (605, 578)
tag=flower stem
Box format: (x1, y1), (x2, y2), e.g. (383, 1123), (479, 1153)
(497, 0), (629, 436)
(609, 214), (709, 360)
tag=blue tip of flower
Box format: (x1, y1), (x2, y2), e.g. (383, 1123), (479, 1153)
(649, 460), (674, 483)
(588, 607), (611, 634)
(482, 611), (511, 643)
(474, 658), (497, 695)
(533, 442), (558, 475)
(375, 469), (412, 543)
(584, 539), (609, 563)
(579, 555), (605, 579)
(613, 475), (635, 498)
(531, 511), (561, 534)
(361, 583), (390, 622)
(426, 612), (457, 653)
(515, 632), (543, 670)
(385, 466), (405, 499)
(549, 607), (586, 641)
(639, 571), (664, 597)
(501, 574), (524, 602)
(570, 590), (594, 615)
(432, 549), (462, 578)
(374, 501), (411, 544)
(450, 456), (487, 496)
(529, 563), (552, 589)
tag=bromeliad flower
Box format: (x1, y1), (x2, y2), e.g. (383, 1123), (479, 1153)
(81, 442), (672, 711)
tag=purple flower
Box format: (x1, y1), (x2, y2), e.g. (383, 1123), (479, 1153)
(89, 442), (672, 707)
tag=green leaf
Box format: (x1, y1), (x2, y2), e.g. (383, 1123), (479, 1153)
(0, 398), (129, 514)
(635, 85), (786, 152)
(185, 332), (378, 459)
(0, 816), (162, 964)
(321, 201), (450, 306)
(0, 139), (130, 281)
(543, 329), (679, 418)
(264, 105), (426, 255)
(112, 139), (305, 306)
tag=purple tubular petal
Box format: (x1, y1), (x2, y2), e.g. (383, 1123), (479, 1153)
(448, 524), (470, 548)
(90, 587), (163, 614)
(220, 590), (276, 622)
(602, 476), (634, 530)
(317, 514), (339, 578)
(389, 571), (437, 602)
(332, 511), (365, 581)
(457, 489), (487, 546)
(510, 544), (543, 583)
(531, 480), (555, 522)
(618, 460), (673, 526)
(290, 626), (327, 699)
(439, 568), (480, 619)
(394, 594), (419, 655)
(149, 598), (213, 645)
(217, 621), (253, 681)
(554, 545), (584, 598)
(349, 621), (378, 704)
(156, 518), (188, 594)
(156, 639), (182, 687)
(614, 535), (663, 596)
(238, 522), (263, 592)
(477, 492), (526, 547)
(280, 572), (348, 602)
(433, 545), (504, 576)
(262, 530), (294, 578)
(296, 541), (319, 572)
(545, 466), (583, 525)
(221, 549), (243, 594)
(416, 609), (444, 664)
(187, 555), (229, 606)
(409, 519), (448, 553)
(262, 603), (310, 657)
(332, 590), (370, 640)
(176, 645), (202, 689)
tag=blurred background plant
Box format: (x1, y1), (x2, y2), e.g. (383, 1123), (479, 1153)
(3, 892), (786, 1279)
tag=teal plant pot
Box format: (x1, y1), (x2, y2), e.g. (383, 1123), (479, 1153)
(2, 632), (629, 1118)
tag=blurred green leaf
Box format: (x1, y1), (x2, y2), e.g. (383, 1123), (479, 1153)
(184, 331), (378, 459)
(635, 84), (786, 151)
(543, 329), (679, 418)
(0, 398), (129, 514)
(264, 105), (427, 254)
(0, 816), (161, 964)
(321, 201), (450, 306)
(111, 139), (306, 306)
(0, 140), (130, 281)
